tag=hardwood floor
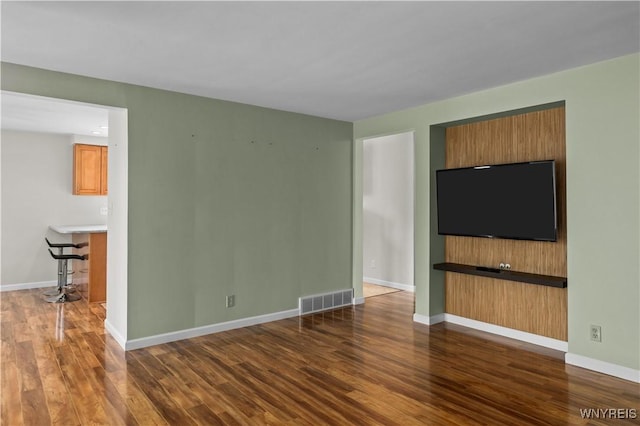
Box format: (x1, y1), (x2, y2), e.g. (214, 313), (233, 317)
(362, 282), (401, 298)
(1, 288), (639, 425)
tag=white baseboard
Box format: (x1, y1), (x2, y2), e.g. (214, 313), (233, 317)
(413, 313), (445, 325)
(430, 313), (445, 324)
(104, 319), (127, 350)
(416, 313), (637, 382)
(565, 353), (640, 383)
(0, 280), (59, 292)
(363, 277), (415, 292)
(443, 314), (568, 352)
(124, 308), (299, 351)
(353, 296), (365, 305)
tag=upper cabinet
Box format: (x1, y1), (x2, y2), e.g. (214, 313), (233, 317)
(73, 144), (108, 195)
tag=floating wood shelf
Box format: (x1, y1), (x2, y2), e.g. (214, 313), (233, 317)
(433, 262), (567, 288)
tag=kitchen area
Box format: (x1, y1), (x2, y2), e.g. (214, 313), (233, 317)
(49, 142), (109, 304)
(1, 92), (110, 305)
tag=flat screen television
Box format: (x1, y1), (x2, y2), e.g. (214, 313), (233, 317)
(436, 160), (558, 242)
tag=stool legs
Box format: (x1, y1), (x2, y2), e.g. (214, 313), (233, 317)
(44, 258), (80, 303)
(44, 239), (85, 303)
(45, 290), (80, 303)
(43, 248), (67, 296)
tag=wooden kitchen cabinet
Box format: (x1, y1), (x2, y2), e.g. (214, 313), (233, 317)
(73, 144), (108, 195)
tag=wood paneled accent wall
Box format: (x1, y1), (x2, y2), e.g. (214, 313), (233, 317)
(444, 107), (567, 340)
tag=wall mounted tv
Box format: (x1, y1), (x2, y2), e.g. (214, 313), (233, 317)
(436, 160), (558, 242)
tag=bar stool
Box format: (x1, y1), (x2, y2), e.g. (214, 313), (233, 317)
(44, 237), (87, 303)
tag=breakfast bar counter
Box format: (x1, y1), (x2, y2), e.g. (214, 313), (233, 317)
(50, 224), (107, 303)
(49, 224), (107, 234)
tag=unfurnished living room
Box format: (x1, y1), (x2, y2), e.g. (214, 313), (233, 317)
(1, 1), (639, 425)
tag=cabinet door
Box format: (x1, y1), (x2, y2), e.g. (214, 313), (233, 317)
(100, 146), (108, 195)
(73, 144), (106, 195)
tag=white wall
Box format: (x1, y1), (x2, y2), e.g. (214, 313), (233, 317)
(104, 107), (128, 346)
(363, 132), (414, 288)
(1, 130), (107, 286)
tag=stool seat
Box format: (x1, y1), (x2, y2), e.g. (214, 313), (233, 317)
(48, 249), (87, 261)
(45, 237), (88, 249)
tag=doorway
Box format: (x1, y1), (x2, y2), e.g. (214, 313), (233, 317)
(0, 91), (129, 346)
(361, 132), (415, 299)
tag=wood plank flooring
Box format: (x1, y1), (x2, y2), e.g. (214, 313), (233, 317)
(362, 282), (401, 298)
(1, 288), (639, 425)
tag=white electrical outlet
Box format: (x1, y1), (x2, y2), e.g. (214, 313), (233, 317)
(370, 259), (376, 269)
(590, 325), (602, 342)
(100, 206), (108, 216)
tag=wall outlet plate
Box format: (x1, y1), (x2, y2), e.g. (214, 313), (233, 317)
(590, 325), (602, 342)
(226, 295), (235, 308)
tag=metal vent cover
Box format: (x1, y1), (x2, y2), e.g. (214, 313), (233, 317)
(299, 288), (353, 315)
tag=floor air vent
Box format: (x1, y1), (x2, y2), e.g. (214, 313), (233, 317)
(299, 289), (353, 315)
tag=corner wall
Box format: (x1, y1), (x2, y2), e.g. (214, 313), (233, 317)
(354, 53), (640, 374)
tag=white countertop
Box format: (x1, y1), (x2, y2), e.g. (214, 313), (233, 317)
(49, 224), (107, 234)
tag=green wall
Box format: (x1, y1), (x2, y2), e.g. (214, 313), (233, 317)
(1, 63), (353, 339)
(354, 54), (640, 371)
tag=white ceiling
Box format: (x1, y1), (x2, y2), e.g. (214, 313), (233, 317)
(1, 92), (109, 137)
(1, 1), (639, 130)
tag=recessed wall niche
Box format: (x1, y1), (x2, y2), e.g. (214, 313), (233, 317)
(442, 105), (567, 340)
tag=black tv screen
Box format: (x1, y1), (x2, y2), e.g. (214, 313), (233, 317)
(436, 160), (557, 241)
